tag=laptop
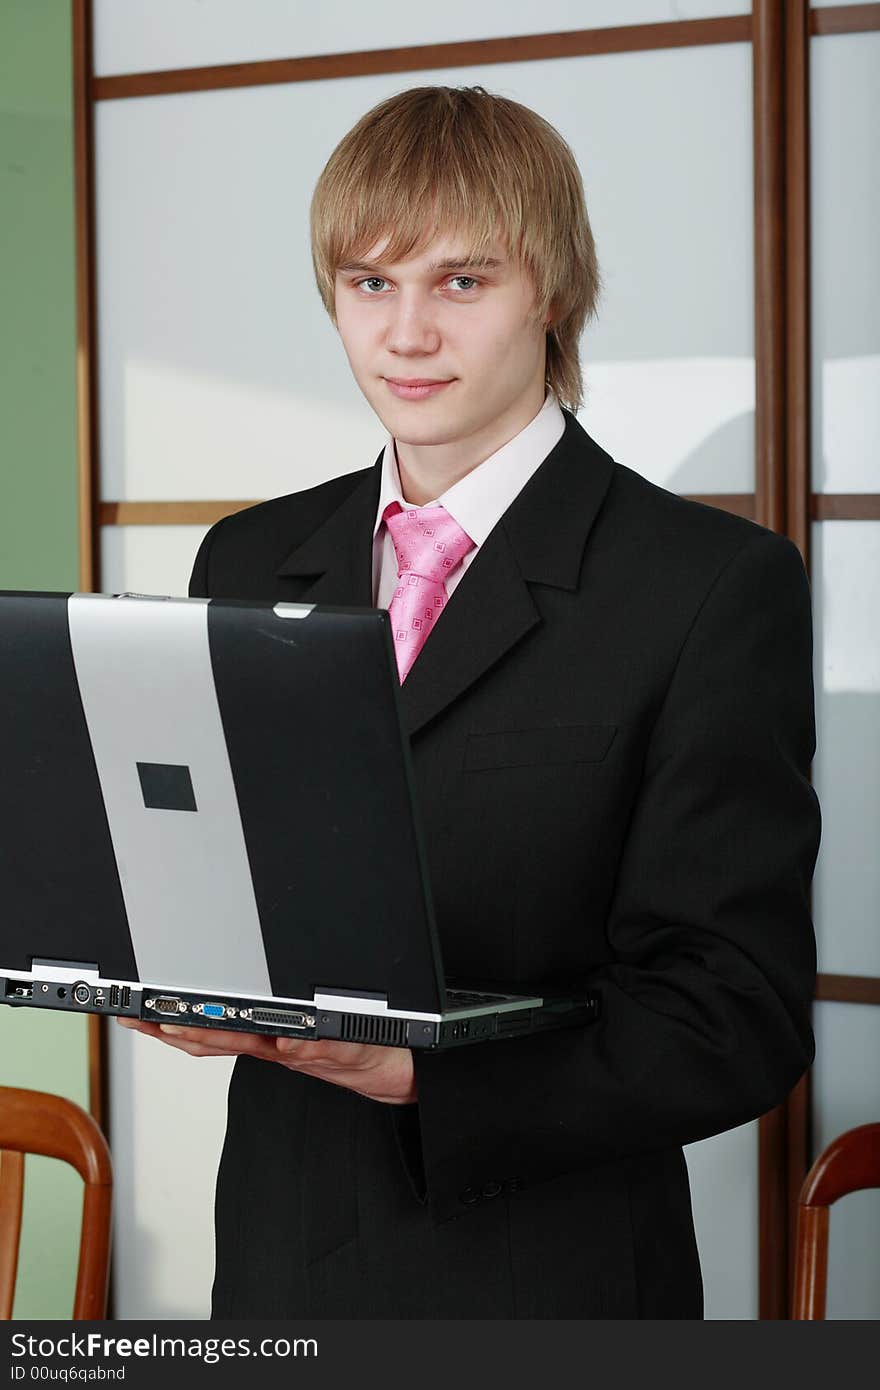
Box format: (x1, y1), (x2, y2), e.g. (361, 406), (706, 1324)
(0, 591), (600, 1050)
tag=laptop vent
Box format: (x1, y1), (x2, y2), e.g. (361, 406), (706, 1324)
(340, 1013), (409, 1047)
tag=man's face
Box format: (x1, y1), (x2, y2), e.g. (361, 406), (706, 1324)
(333, 232), (547, 449)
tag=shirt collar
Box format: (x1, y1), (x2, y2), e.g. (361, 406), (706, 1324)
(372, 391), (566, 546)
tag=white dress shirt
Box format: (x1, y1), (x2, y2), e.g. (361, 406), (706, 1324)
(372, 391), (566, 609)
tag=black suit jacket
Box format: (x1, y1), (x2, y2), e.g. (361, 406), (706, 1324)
(191, 410), (820, 1318)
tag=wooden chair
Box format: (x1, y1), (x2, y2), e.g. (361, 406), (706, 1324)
(0, 1086), (112, 1319)
(791, 1121), (880, 1319)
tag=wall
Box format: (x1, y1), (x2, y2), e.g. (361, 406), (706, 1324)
(0, 0), (91, 1319)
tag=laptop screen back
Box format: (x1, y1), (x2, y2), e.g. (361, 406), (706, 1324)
(0, 593), (444, 1014)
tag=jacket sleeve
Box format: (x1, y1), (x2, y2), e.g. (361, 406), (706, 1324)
(403, 529), (821, 1223)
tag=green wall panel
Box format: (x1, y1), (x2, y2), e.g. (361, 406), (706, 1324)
(0, 0), (79, 588)
(0, 0), (91, 1319)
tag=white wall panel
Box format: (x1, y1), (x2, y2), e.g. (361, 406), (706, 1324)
(109, 1026), (232, 1318)
(685, 1123), (757, 1320)
(811, 32), (880, 493)
(812, 521), (880, 978)
(100, 525), (210, 596)
(96, 42), (753, 502)
(93, 0), (751, 77)
(811, 1002), (880, 1320)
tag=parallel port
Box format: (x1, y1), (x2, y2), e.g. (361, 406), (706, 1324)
(247, 1008), (314, 1029)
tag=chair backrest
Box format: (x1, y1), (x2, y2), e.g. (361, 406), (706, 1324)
(791, 1121), (880, 1319)
(0, 1086), (112, 1320)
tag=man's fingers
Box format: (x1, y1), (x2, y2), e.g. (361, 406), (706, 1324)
(114, 1018), (404, 1084)
(275, 1037), (367, 1066)
(115, 1015), (277, 1061)
(116, 1018), (162, 1038)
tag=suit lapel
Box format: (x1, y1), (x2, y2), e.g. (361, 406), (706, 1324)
(398, 525), (541, 737)
(273, 413), (616, 739)
(399, 412), (616, 737)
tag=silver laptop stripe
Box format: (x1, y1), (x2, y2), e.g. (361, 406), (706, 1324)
(67, 594), (272, 998)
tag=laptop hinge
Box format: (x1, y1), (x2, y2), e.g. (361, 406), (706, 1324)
(314, 988), (390, 1017)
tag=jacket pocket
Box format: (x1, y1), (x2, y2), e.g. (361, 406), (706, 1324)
(463, 723), (617, 771)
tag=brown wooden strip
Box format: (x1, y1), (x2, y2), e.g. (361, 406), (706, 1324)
(812, 494), (880, 521)
(73, 0), (100, 594)
(753, 1), (786, 539)
(785, 1), (811, 567)
(98, 500), (263, 526)
(753, 0), (788, 1322)
(759, 1103), (789, 1319)
(92, 16), (752, 101)
(783, 0), (815, 1268)
(786, 1004), (814, 1316)
(815, 973), (880, 1006)
(786, 1070), (811, 1309)
(811, 3), (880, 36)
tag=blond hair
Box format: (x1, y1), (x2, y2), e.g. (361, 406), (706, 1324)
(310, 86), (600, 412)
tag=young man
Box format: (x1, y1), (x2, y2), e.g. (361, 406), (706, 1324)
(121, 86), (820, 1318)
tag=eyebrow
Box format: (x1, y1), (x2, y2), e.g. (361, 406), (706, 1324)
(428, 256), (505, 272)
(337, 256), (506, 275)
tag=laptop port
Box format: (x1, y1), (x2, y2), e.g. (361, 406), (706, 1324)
(121, 986), (131, 1008)
(5, 982), (32, 1000)
(110, 985), (120, 1008)
(245, 1008), (315, 1029)
(199, 1003), (226, 1019)
(146, 996), (185, 1015)
(73, 982), (91, 1005)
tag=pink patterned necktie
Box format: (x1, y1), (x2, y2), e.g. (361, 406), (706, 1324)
(383, 502), (475, 682)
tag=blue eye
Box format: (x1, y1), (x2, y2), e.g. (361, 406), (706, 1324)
(358, 277), (389, 293)
(448, 276), (478, 292)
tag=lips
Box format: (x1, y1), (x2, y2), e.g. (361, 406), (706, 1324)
(384, 378), (455, 401)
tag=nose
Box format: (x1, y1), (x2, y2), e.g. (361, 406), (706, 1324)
(385, 289), (440, 357)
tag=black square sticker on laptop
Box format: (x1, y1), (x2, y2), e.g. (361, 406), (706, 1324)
(136, 761), (197, 812)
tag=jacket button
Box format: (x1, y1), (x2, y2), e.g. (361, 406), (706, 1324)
(459, 1186), (480, 1205)
(481, 1179), (503, 1199)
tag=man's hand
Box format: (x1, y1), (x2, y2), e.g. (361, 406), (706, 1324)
(116, 1018), (417, 1105)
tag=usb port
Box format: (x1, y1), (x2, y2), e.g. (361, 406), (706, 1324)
(121, 986), (131, 1009)
(110, 984), (120, 1008)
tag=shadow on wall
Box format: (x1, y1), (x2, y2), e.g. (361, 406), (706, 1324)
(663, 410), (755, 498)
